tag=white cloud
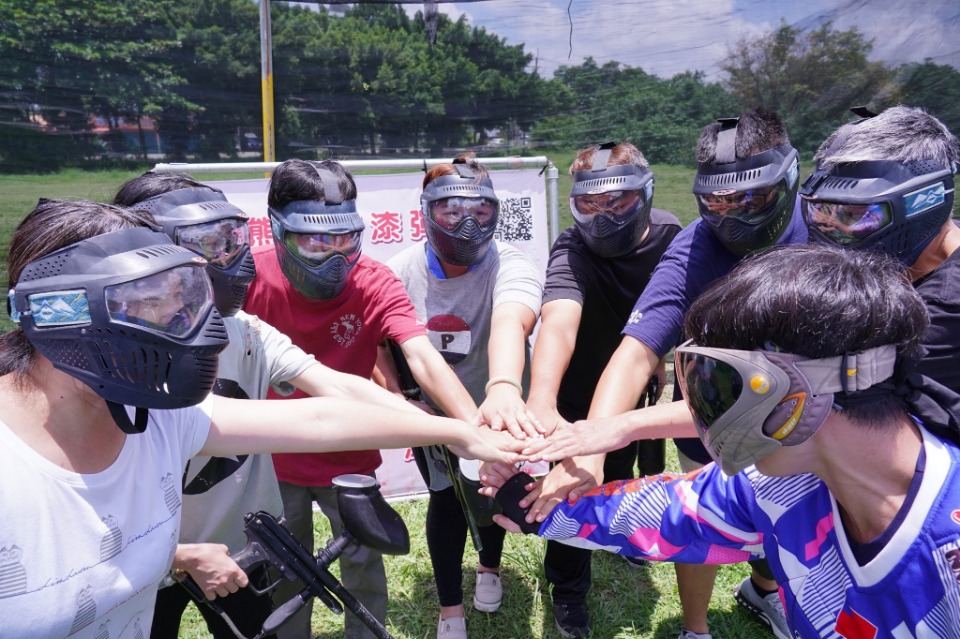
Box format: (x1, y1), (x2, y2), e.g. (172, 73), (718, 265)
(440, 0), (958, 80)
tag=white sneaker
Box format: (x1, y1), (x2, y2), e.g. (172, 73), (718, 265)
(734, 577), (790, 639)
(677, 629), (712, 639)
(472, 571), (502, 612)
(437, 615), (467, 639)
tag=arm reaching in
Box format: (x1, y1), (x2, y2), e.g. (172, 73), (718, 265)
(203, 396), (524, 465)
(478, 301), (543, 439)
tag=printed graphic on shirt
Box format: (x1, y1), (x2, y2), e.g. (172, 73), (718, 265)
(330, 313), (363, 348)
(70, 585), (97, 635)
(180, 377), (251, 495)
(426, 314), (471, 365)
(0, 545), (26, 597)
(496, 197), (534, 243)
(100, 515), (122, 560)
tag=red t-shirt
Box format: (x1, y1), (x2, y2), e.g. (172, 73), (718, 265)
(244, 250), (425, 486)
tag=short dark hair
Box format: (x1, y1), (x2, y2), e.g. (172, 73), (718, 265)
(695, 107), (789, 163)
(2, 199), (157, 378)
(684, 244), (928, 425)
(113, 171), (212, 206)
(268, 159), (358, 208)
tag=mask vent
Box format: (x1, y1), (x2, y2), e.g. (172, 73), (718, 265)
(201, 314), (228, 341)
(301, 213), (356, 225)
(19, 250), (75, 280)
(576, 176), (629, 191)
(907, 160), (947, 176)
(135, 245), (184, 259)
(819, 177), (859, 190)
(94, 339), (171, 391)
(696, 169), (762, 187)
(43, 338), (90, 371)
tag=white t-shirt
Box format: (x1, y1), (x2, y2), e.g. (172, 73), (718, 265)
(0, 400), (212, 639)
(179, 311), (317, 552)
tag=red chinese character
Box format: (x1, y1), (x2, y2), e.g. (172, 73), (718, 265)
(410, 209), (426, 242)
(370, 211), (403, 244)
(248, 218), (274, 248)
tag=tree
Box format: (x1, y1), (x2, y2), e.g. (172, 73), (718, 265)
(0, 0), (192, 170)
(722, 21), (892, 156)
(893, 60), (960, 136)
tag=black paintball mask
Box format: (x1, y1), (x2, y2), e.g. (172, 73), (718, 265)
(268, 166), (365, 300)
(421, 163), (500, 266)
(693, 118), (800, 257)
(130, 186), (256, 317)
(801, 159), (956, 267)
(8, 227), (228, 434)
(569, 142), (654, 258)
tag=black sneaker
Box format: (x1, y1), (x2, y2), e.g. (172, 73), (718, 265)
(553, 602), (590, 638)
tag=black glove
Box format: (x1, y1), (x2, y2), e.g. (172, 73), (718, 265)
(494, 472), (540, 534)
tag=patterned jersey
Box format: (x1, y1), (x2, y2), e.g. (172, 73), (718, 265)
(539, 427), (960, 638)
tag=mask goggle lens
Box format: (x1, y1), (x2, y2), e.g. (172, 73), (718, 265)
(801, 199), (893, 246)
(428, 197), (498, 231)
(675, 350), (744, 436)
(284, 230), (362, 266)
(106, 265), (213, 337)
(570, 190), (642, 224)
(176, 218), (250, 267)
(697, 182), (786, 225)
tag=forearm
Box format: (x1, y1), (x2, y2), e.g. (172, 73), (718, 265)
(205, 396), (479, 456)
(292, 363), (417, 413)
(588, 336), (662, 419)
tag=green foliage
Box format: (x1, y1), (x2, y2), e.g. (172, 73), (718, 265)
(532, 59), (737, 166)
(721, 21), (892, 155)
(0, 0), (192, 169)
(892, 60), (960, 135)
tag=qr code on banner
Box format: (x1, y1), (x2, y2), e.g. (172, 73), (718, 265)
(496, 197), (534, 242)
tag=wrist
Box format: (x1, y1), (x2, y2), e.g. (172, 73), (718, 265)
(485, 376), (523, 395)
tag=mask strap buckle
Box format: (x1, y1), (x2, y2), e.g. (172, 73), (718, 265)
(715, 118), (739, 164)
(312, 165), (344, 206)
(591, 141), (617, 171)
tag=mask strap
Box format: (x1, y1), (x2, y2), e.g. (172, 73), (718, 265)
(817, 107), (879, 165)
(591, 142), (617, 171)
(106, 401), (150, 434)
(453, 163), (476, 179)
(714, 118), (739, 164)
(312, 165), (344, 206)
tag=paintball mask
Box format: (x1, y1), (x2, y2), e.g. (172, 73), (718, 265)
(570, 143), (654, 258)
(268, 167), (365, 300)
(421, 163), (500, 266)
(693, 119), (800, 257)
(8, 227), (228, 433)
(800, 159), (956, 267)
(130, 186), (256, 317)
(675, 340), (897, 475)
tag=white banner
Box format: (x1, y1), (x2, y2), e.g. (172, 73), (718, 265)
(206, 169), (550, 499)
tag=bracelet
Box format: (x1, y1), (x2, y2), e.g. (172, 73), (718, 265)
(485, 376), (523, 395)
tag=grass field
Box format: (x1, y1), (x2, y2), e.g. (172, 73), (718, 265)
(0, 162), (772, 638)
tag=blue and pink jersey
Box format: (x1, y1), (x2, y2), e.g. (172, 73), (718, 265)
(539, 427), (960, 638)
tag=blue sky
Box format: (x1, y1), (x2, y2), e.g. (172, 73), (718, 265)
(428, 0), (960, 80)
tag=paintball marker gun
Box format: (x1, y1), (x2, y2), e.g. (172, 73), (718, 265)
(383, 339), (499, 552)
(177, 474), (410, 639)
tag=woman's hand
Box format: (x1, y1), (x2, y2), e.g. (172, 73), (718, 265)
(173, 543), (249, 600)
(475, 384), (544, 440)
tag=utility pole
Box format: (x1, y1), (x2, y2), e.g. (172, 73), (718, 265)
(260, 0), (275, 165)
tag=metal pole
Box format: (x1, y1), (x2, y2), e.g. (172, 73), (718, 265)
(259, 0), (276, 165)
(152, 156), (551, 174)
(546, 161), (560, 246)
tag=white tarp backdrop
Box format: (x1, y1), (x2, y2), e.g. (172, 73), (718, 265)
(207, 168), (551, 498)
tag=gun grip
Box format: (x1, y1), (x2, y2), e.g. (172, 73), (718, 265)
(263, 592), (309, 636)
(231, 541), (281, 596)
